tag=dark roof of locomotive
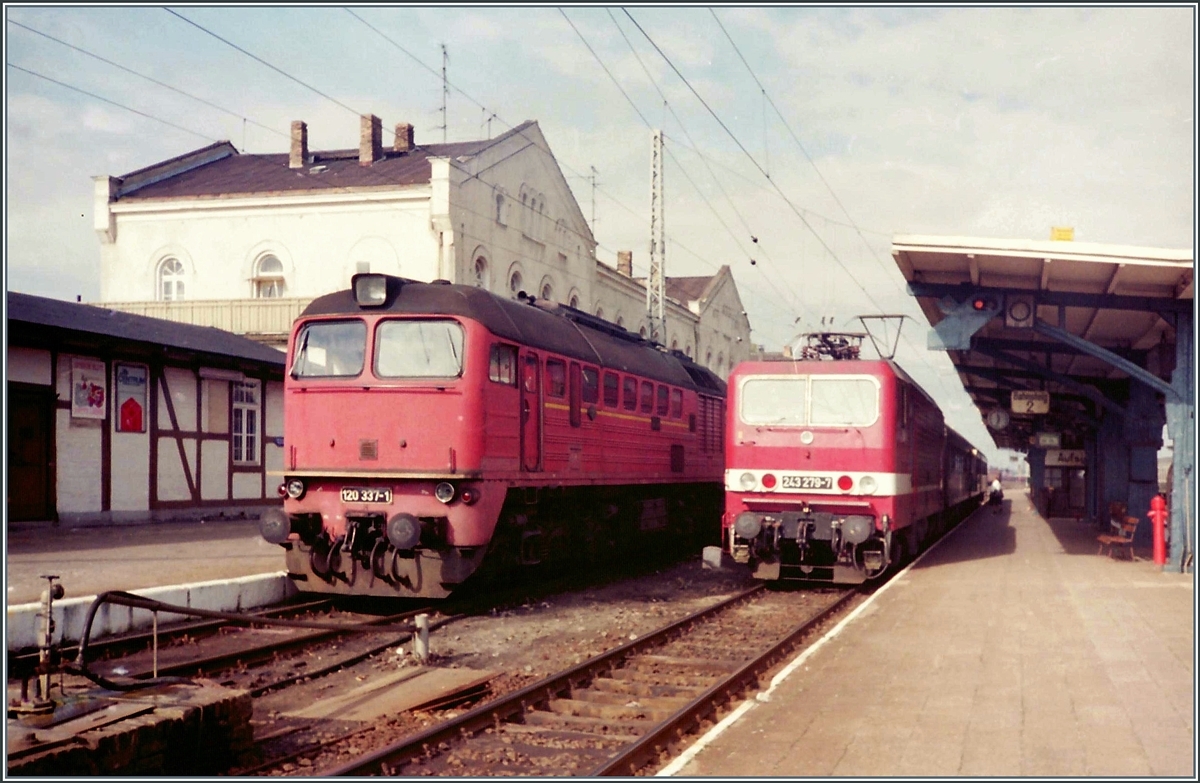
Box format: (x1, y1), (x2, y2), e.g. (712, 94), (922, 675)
(300, 278), (726, 395)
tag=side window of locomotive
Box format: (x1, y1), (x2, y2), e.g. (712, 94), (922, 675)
(622, 377), (637, 411)
(546, 359), (566, 398)
(640, 381), (654, 413)
(489, 344), (518, 386)
(582, 367), (599, 404)
(670, 388), (683, 418)
(291, 319), (366, 378)
(603, 372), (620, 408)
(375, 320), (464, 378)
(523, 354), (539, 393)
(739, 376), (807, 425)
(656, 385), (669, 416)
(810, 377), (880, 426)
(569, 362), (582, 427)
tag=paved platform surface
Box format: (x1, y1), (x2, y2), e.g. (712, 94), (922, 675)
(6, 518), (284, 605)
(668, 493), (1195, 777)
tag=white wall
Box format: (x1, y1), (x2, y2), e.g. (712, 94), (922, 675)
(101, 192), (437, 302)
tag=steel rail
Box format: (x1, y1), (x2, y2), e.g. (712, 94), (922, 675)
(322, 584), (765, 776)
(591, 587), (857, 776)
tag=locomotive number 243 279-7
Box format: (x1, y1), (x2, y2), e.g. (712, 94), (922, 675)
(781, 475), (833, 490)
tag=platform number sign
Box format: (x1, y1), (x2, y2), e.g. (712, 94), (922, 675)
(1010, 390), (1050, 415)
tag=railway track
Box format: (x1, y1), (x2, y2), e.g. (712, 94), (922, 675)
(318, 584), (857, 777)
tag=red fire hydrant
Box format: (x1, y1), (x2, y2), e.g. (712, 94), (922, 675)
(1149, 494), (1168, 566)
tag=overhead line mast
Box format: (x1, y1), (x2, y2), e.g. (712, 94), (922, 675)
(647, 129), (666, 343)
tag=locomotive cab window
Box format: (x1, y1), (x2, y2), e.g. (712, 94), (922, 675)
(489, 344), (518, 386)
(375, 320), (464, 378)
(582, 367), (599, 404)
(546, 359), (566, 397)
(603, 372), (620, 407)
(656, 385), (669, 416)
(640, 381), (654, 413)
(810, 377), (879, 426)
(739, 376), (807, 425)
(291, 319), (366, 378)
(622, 377), (637, 410)
(670, 388), (683, 418)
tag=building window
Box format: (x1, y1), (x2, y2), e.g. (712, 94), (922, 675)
(595, 307), (605, 320)
(616, 315), (625, 328)
(254, 254), (286, 298)
(158, 257), (185, 301)
(569, 294), (580, 309)
(474, 256), (488, 288)
(232, 380), (260, 465)
(496, 193), (507, 225)
(540, 282), (553, 301)
(509, 271), (523, 296)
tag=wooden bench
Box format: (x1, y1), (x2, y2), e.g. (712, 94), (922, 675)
(1097, 516), (1140, 560)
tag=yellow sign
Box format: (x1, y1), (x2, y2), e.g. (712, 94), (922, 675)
(1051, 226), (1074, 241)
(1011, 390), (1050, 415)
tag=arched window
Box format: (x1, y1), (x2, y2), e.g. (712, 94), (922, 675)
(717, 353), (725, 374)
(158, 257), (185, 301)
(595, 307), (605, 320)
(685, 345), (692, 358)
(706, 350), (713, 367)
(474, 256), (488, 289)
(639, 326), (648, 338)
(253, 254), (286, 298)
(509, 270), (523, 296)
(616, 315), (625, 328)
(540, 282), (553, 301)
(569, 294), (580, 309)
(671, 338), (679, 351)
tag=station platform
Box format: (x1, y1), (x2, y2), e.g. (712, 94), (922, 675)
(5, 518), (291, 651)
(665, 492), (1195, 777)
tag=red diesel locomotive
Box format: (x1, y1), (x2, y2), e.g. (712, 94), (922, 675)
(261, 274), (727, 598)
(722, 333), (986, 584)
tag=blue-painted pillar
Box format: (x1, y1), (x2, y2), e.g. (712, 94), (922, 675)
(1084, 430), (1098, 525)
(1028, 448), (1046, 515)
(1166, 310), (1195, 572)
(1124, 382), (1165, 548)
(1098, 407), (1129, 520)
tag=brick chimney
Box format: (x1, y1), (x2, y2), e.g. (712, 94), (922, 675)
(394, 123), (414, 153)
(617, 250), (633, 277)
(359, 114), (382, 165)
(289, 121), (308, 169)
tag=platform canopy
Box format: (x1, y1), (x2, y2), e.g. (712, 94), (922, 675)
(891, 235), (1194, 450)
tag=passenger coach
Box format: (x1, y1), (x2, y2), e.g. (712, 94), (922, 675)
(723, 340), (986, 584)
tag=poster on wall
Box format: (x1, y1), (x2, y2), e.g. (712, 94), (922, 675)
(71, 358), (108, 419)
(115, 363), (148, 432)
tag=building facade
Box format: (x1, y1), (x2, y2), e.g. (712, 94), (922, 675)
(95, 116), (752, 375)
(7, 292), (285, 525)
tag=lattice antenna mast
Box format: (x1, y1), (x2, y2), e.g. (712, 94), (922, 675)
(437, 44), (449, 143)
(647, 130), (666, 343)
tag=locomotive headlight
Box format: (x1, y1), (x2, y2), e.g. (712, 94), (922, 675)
(286, 479), (306, 500)
(434, 482), (456, 504)
(353, 273), (388, 306)
(739, 472), (757, 491)
(859, 475), (877, 494)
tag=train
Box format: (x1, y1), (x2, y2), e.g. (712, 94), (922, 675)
(260, 273), (727, 598)
(721, 332), (988, 584)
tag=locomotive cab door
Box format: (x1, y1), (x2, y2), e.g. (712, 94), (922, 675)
(520, 351), (542, 471)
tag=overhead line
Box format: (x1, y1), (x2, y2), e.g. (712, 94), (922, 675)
(7, 19), (288, 143)
(6, 62), (216, 143)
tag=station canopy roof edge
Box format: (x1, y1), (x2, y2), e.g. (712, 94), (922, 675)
(891, 234), (1194, 451)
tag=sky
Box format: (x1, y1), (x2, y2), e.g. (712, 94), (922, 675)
(4, 6), (1196, 462)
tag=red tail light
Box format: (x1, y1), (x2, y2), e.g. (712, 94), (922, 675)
(838, 475), (853, 491)
(761, 473), (777, 489)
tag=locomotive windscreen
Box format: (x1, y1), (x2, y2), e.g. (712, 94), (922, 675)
(291, 320), (366, 378)
(375, 320), (464, 378)
(739, 375), (879, 427)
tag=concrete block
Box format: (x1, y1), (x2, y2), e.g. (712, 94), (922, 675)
(702, 545), (728, 570)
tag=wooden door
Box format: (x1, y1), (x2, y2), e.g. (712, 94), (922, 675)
(8, 385), (54, 521)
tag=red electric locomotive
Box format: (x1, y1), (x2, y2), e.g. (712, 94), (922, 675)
(261, 274), (727, 598)
(722, 332), (986, 584)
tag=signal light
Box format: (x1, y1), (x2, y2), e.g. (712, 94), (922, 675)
(837, 475), (854, 491)
(761, 473), (777, 490)
(972, 297), (990, 311)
